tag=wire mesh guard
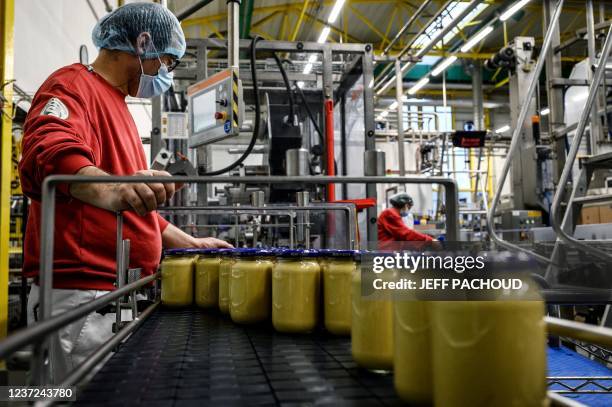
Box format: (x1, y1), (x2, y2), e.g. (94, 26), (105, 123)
(73, 308), (402, 406)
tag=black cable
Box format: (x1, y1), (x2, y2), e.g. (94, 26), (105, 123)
(272, 53), (296, 126)
(200, 36), (262, 176)
(281, 58), (323, 142)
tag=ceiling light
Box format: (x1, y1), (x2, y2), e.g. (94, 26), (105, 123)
(495, 125), (510, 134)
(431, 56), (458, 76)
(328, 0), (346, 24)
(389, 101), (398, 110)
(297, 81), (305, 89)
(540, 108), (550, 116)
(308, 54), (317, 63)
(303, 63), (313, 74)
(407, 77), (430, 95)
(460, 25), (494, 53)
(318, 26), (331, 43)
(368, 79), (374, 88)
(380, 110), (389, 117)
(500, 0), (531, 22)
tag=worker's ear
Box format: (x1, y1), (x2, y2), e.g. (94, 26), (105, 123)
(134, 32), (152, 56)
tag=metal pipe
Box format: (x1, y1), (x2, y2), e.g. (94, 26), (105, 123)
(486, 0), (565, 264)
(36, 301), (161, 407)
(375, 0), (480, 94)
(176, 0), (214, 21)
(546, 316), (612, 349)
(586, 0), (602, 154)
(227, 0), (240, 70)
(383, 0), (433, 55)
(548, 391), (587, 407)
(0, 272), (159, 361)
(395, 59), (406, 179)
(550, 24), (612, 262)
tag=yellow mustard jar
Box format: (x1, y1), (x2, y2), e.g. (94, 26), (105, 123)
(229, 249), (273, 324)
(217, 249), (235, 314)
(195, 249), (221, 308)
(322, 250), (356, 335)
(431, 275), (547, 407)
(272, 249), (321, 333)
(160, 250), (197, 307)
(351, 252), (394, 370)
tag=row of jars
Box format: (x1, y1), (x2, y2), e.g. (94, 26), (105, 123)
(160, 248), (356, 335)
(160, 249), (547, 406)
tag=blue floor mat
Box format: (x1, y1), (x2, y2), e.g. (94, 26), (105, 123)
(548, 346), (612, 406)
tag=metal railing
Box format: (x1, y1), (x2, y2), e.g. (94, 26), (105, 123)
(486, 0), (564, 265)
(159, 204), (358, 249)
(18, 174), (458, 387)
(549, 23), (612, 262)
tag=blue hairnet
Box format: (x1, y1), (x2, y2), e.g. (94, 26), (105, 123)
(92, 2), (186, 60)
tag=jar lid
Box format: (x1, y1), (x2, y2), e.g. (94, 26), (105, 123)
(328, 249), (358, 258)
(277, 249), (319, 258)
(232, 248), (274, 257)
(163, 248), (201, 256)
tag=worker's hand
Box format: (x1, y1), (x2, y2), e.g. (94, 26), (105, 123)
(191, 237), (234, 249)
(114, 170), (176, 216)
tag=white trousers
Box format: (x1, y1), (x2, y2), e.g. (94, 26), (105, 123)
(27, 284), (130, 384)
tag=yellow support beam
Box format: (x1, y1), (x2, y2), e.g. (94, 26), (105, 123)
(379, 4), (399, 52)
(251, 10), (283, 30)
(290, 0), (309, 41)
(0, 0), (15, 340)
(348, 4), (389, 44)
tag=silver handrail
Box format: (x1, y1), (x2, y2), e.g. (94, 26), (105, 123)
(549, 23), (612, 262)
(30, 174), (458, 385)
(486, 0), (565, 264)
(158, 204), (358, 249)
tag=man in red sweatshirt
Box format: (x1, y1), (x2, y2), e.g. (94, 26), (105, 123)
(377, 192), (433, 250)
(19, 3), (230, 381)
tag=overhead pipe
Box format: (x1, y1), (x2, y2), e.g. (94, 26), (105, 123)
(383, 0), (433, 55)
(176, 0), (215, 21)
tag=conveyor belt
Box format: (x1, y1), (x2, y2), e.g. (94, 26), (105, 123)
(74, 307), (612, 406)
(74, 308), (402, 406)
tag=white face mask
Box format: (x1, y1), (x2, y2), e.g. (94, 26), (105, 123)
(402, 212), (414, 228)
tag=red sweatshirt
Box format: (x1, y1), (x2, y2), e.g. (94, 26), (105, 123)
(377, 207), (433, 250)
(19, 63), (169, 291)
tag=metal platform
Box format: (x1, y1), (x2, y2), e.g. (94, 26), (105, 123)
(74, 308), (402, 406)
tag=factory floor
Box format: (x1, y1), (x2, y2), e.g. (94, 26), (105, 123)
(73, 307), (612, 406)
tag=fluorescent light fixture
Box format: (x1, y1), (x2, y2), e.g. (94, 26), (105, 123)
(389, 101), (398, 110)
(460, 25), (494, 53)
(500, 0), (531, 22)
(368, 79), (374, 88)
(308, 54), (317, 63)
(380, 110), (389, 117)
(407, 77), (430, 95)
(495, 125), (510, 134)
(540, 107), (550, 116)
(297, 81), (305, 89)
(318, 26), (331, 43)
(327, 0), (346, 24)
(431, 55), (458, 76)
(303, 63), (313, 74)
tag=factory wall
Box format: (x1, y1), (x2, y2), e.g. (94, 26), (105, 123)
(14, 0), (153, 158)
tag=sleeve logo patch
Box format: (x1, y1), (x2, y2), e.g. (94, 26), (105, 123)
(40, 97), (69, 120)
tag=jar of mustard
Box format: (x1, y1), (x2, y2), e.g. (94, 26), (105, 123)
(351, 251), (394, 370)
(272, 249), (321, 333)
(217, 248), (235, 314)
(322, 250), (356, 335)
(195, 249), (221, 308)
(229, 249), (273, 324)
(161, 249), (197, 307)
(431, 268), (546, 406)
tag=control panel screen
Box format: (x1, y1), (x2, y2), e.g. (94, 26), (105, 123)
(192, 88), (217, 133)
